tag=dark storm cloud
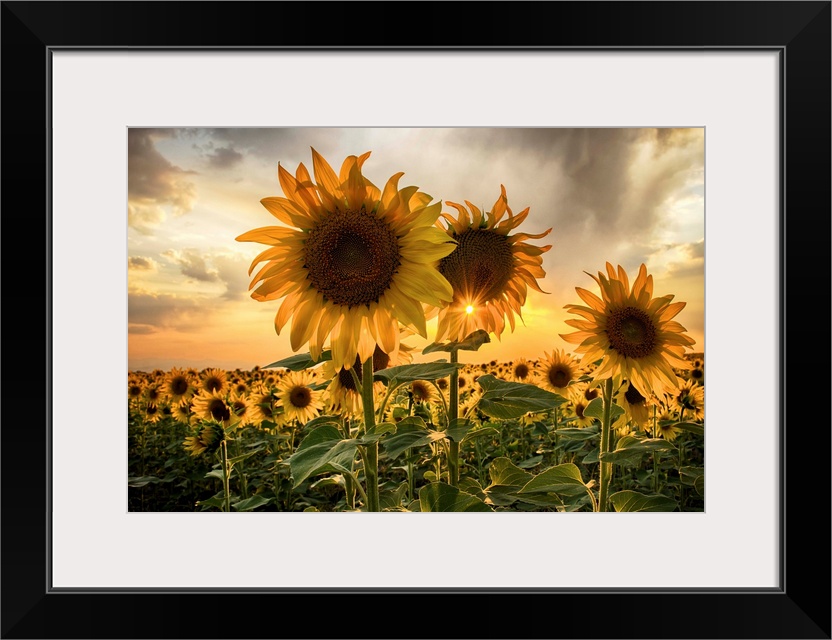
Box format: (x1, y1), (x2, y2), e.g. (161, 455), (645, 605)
(128, 129), (197, 225)
(128, 291), (211, 332)
(207, 146), (244, 169)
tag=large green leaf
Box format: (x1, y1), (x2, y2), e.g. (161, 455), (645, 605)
(421, 330), (491, 354)
(381, 417), (445, 459)
(518, 463), (588, 497)
(358, 422), (397, 444)
(553, 426), (600, 441)
(610, 490), (678, 512)
(600, 437), (676, 464)
(487, 457), (534, 488)
(476, 375), (567, 419)
(694, 476), (705, 496)
(286, 425), (359, 488)
(462, 426), (500, 443)
(264, 350), (331, 371)
(373, 362), (463, 386)
(419, 482), (493, 512)
(672, 422), (704, 436)
(584, 397), (624, 421)
(446, 418), (473, 443)
(128, 476), (161, 488)
(232, 495), (272, 511)
(679, 466), (705, 487)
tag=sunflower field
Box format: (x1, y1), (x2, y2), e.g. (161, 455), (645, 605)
(128, 149), (704, 513)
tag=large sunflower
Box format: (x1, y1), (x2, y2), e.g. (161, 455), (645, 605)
(434, 185), (552, 343)
(237, 149), (455, 371)
(560, 263), (695, 397)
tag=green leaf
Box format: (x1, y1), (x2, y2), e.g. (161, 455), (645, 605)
(476, 375), (567, 419)
(227, 449), (261, 465)
(286, 425), (359, 488)
(517, 455), (544, 469)
(197, 495), (227, 510)
(264, 350), (331, 371)
(419, 482), (493, 512)
(600, 437), (676, 463)
(128, 476), (161, 488)
(554, 426), (600, 441)
(373, 362), (463, 386)
(446, 418), (473, 443)
(582, 448), (600, 464)
(462, 426), (500, 443)
(204, 469), (226, 481)
(610, 490), (678, 512)
(518, 464), (588, 497)
(381, 417), (445, 459)
(421, 329), (491, 354)
(584, 397), (624, 421)
(232, 495), (272, 511)
(672, 422), (704, 436)
(679, 466), (705, 486)
(358, 422), (397, 444)
(301, 415), (342, 432)
(694, 475), (704, 496)
(487, 457), (534, 488)
(458, 477), (487, 501)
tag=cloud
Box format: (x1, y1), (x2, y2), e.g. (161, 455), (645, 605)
(128, 290), (212, 332)
(162, 249), (219, 282)
(128, 256), (157, 271)
(206, 146), (244, 169)
(128, 129), (197, 231)
(213, 253), (252, 301)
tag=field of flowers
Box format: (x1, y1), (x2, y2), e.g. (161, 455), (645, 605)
(128, 148), (704, 513)
(127, 351), (704, 512)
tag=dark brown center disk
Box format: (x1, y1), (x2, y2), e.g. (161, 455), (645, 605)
(170, 376), (189, 396)
(289, 386), (312, 409)
(204, 377), (223, 393)
(305, 208), (400, 307)
(547, 364), (572, 389)
(606, 307), (657, 358)
(208, 399), (231, 422)
(514, 363), (530, 379)
(439, 229), (514, 302)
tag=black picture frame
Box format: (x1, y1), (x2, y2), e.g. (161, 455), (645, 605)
(2, 2), (829, 638)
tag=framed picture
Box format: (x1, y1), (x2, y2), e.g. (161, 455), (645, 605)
(4, 1), (829, 638)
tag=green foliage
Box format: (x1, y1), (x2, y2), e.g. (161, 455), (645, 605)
(286, 425), (359, 488)
(419, 482), (493, 512)
(264, 350), (332, 371)
(610, 490), (678, 512)
(476, 375), (567, 419)
(373, 362), (463, 386)
(600, 436), (676, 464)
(421, 329), (491, 354)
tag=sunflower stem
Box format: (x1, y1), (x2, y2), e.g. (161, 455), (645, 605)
(598, 378), (614, 512)
(221, 439), (231, 513)
(448, 350), (460, 487)
(361, 357), (380, 512)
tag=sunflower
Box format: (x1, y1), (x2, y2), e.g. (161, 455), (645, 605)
(655, 413), (682, 441)
(201, 368), (227, 395)
(615, 379), (652, 428)
(323, 345), (399, 417)
(247, 384), (280, 427)
(172, 400), (194, 425)
(237, 148), (456, 371)
(277, 370), (324, 425)
(509, 357), (534, 383)
(144, 403), (163, 424)
(432, 185), (552, 343)
(162, 367), (195, 405)
(561, 263), (695, 397)
(191, 390), (238, 429)
(566, 397), (594, 428)
(537, 349), (582, 395)
(674, 379), (705, 421)
(183, 422), (226, 457)
(409, 380), (436, 404)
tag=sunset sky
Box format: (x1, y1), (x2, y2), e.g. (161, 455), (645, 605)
(128, 127), (704, 371)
